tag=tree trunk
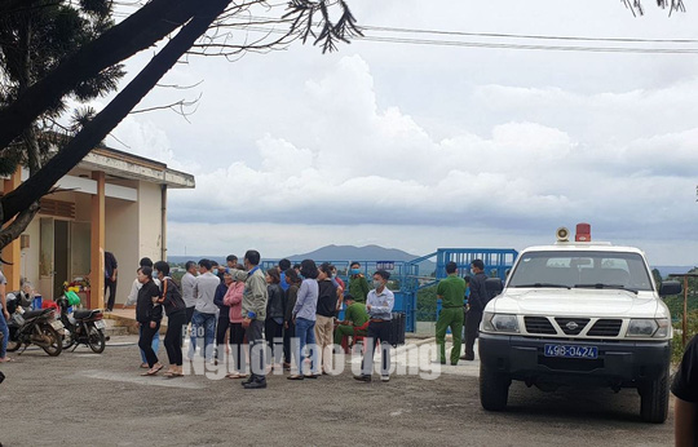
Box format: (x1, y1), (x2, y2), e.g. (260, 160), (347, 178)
(0, 0), (233, 238)
(0, 0), (207, 152)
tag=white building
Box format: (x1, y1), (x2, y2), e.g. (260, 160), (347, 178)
(1, 146), (195, 308)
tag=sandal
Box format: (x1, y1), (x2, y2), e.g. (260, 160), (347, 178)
(287, 374), (304, 380)
(141, 364), (163, 376)
(0, 357), (15, 363)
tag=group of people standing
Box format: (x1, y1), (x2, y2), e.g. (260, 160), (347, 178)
(130, 252), (396, 389)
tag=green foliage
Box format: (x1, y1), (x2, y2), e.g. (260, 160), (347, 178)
(664, 294), (698, 320)
(171, 270), (185, 287)
(0, 0), (124, 171)
(672, 310), (698, 364)
(660, 266), (698, 321)
(417, 285), (437, 322)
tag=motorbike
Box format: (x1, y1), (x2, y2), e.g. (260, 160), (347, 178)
(56, 294), (107, 353)
(3, 296), (63, 356)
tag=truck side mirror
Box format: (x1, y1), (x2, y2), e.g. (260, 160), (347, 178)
(659, 280), (682, 297)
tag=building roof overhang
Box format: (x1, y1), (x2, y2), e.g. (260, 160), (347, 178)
(78, 146), (195, 189)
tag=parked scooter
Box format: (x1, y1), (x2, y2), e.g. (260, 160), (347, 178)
(4, 296), (63, 356)
(56, 292), (107, 353)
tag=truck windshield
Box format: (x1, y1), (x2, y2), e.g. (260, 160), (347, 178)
(507, 250), (653, 292)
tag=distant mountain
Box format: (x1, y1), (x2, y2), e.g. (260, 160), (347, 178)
(288, 244), (417, 262)
(167, 254), (694, 280)
(286, 244), (436, 275)
(167, 255), (228, 266)
(169, 245), (437, 275)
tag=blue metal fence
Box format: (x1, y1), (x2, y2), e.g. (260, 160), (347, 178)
(258, 248), (517, 333)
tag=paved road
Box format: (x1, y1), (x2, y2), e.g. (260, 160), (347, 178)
(0, 337), (675, 446)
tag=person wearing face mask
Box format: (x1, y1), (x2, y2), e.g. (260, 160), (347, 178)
(347, 261), (369, 304)
(354, 270), (394, 383)
(124, 258), (161, 369)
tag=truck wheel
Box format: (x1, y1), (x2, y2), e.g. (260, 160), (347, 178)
(480, 363), (510, 411)
(639, 372), (669, 423)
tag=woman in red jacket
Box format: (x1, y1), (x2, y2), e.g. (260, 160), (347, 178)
(223, 269), (248, 379)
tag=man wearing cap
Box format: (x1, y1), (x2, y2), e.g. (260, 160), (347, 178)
(436, 261), (465, 365)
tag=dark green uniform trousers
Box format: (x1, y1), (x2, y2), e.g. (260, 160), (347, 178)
(435, 307), (464, 365)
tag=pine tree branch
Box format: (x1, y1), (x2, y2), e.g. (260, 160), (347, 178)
(0, 0), (234, 230)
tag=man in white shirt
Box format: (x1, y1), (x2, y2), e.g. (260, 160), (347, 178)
(188, 259), (220, 363)
(354, 270), (395, 383)
(180, 261), (198, 324)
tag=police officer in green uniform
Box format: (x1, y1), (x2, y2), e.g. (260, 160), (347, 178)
(334, 294), (369, 346)
(435, 261), (466, 365)
(347, 261), (370, 303)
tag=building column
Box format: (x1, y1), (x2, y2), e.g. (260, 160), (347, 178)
(2, 167), (23, 291)
(90, 171), (105, 309)
(160, 184), (167, 261)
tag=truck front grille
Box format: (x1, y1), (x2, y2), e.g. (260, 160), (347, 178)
(524, 316), (556, 334)
(555, 318), (590, 335)
(587, 319), (622, 337)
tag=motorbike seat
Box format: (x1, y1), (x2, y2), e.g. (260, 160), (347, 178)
(73, 309), (100, 320)
(22, 309), (51, 319)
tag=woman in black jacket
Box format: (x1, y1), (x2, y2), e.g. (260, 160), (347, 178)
(154, 261), (187, 377)
(283, 268), (301, 370)
(265, 268), (285, 370)
(136, 266), (163, 376)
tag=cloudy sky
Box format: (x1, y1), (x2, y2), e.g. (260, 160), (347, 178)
(102, 0), (698, 264)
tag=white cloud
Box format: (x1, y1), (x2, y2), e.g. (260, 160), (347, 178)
(161, 53), (698, 244)
(101, 1), (698, 265)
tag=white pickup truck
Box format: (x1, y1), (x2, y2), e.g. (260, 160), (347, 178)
(478, 226), (682, 423)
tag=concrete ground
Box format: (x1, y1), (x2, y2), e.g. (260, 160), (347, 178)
(0, 335), (675, 447)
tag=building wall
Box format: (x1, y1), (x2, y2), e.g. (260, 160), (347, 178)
(105, 196), (139, 305)
(21, 219), (40, 293)
(138, 181), (163, 262)
(7, 172), (172, 305)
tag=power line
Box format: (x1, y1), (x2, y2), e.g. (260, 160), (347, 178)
(242, 14), (698, 45)
(109, 8), (698, 55)
(362, 24), (698, 44)
(232, 25), (698, 55)
(358, 35), (698, 54)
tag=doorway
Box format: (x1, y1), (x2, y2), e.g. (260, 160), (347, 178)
(39, 217), (71, 300)
(54, 220), (69, 299)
